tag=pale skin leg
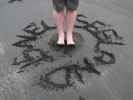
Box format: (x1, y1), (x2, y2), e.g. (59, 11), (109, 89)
(66, 10), (77, 45)
(53, 9), (77, 45)
(53, 10), (65, 45)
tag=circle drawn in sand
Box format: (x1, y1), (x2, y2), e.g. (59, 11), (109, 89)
(12, 14), (125, 93)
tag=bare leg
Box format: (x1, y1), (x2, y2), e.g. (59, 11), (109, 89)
(53, 10), (65, 45)
(66, 10), (77, 45)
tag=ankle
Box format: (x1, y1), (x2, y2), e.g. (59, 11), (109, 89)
(67, 32), (73, 36)
(58, 31), (64, 35)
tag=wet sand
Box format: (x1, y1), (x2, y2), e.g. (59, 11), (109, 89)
(0, 0), (133, 100)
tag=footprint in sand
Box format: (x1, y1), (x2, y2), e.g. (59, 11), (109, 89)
(0, 42), (5, 55)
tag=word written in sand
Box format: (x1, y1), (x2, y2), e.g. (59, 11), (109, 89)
(12, 14), (125, 91)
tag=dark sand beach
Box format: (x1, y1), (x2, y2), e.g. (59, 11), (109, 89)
(0, 0), (133, 100)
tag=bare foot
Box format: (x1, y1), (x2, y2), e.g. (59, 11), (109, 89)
(67, 33), (75, 45)
(57, 33), (65, 45)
